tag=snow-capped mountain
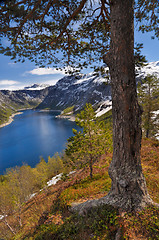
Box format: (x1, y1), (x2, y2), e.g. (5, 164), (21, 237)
(24, 83), (50, 91)
(136, 61), (159, 79)
(37, 72), (111, 112)
(0, 61), (159, 121)
(37, 61), (159, 113)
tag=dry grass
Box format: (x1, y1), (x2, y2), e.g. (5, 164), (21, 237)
(0, 139), (158, 239)
(141, 138), (159, 203)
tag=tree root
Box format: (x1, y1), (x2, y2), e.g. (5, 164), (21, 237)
(115, 228), (122, 240)
(71, 191), (157, 216)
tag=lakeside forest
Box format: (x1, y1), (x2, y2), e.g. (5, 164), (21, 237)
(0, 102), (159, 239)
(0, 0), (159, 240)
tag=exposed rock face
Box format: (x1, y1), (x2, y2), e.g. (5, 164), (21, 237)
(0, 61), (158, 116)
(0, 88), (49, 110)
(37, 73), (111, 111)
(0, 88), (49, 124)
(36, 61), (159, 112)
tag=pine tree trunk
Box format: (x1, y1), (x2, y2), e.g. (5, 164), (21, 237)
(72, 0), (154, 215)
(89, 157), (93, 179)
(146, 127), (149, 138)
(146, 83), (151, 138)
(103, 0), (152, 211)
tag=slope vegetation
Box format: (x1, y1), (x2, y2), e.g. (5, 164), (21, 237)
(0, 138), (158, 240)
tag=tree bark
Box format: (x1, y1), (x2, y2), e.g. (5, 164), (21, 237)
(146, 82), (151, 138)
(89, 158), (93, 179)
(72, 0), (153, 215)
(104, 0), (152, 211)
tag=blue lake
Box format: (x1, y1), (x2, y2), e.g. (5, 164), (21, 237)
(0, 110), (80, 175)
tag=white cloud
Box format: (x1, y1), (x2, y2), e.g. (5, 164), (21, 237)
(24, 66), (78, 76)
(26, 67), (67, 76)
(0, 80), (19, 86)
(8, 62), (16, 65)
(0, 85), (23, 90)
(0, 80), (26, 90)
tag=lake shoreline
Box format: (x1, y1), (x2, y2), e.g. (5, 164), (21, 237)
(56, 114), (76, 122)
(0, 112), (23, 129)
(0, 109), (75, 129)
(0, 110), (79, 175)
(40, 109), (61, 113)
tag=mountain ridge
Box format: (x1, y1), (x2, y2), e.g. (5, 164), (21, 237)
(0, 61), (159, 125)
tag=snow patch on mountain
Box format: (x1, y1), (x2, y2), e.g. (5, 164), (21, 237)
(74, 74), (94, 85)
(96, 106), (112, 117)
(136, 61), (159, 79)
(96, 100), (112, 117)
(47, 173), (63, 187)
(24, 83), (50, 90)
(152, 110), (159, 140)
(47, 171), (76, 187)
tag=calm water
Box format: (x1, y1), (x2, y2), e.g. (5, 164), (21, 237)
(0, 110), (80, 175)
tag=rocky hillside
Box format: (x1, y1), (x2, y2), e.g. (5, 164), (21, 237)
(37, 72), (111, 112)
(1, 88), (49, 108)
(136, 61), (159, 79)
(0, 138), (158, 240)
(0, 61), (159, 124)
(0, 88), (49, 124)
(37, 61), (159, 112)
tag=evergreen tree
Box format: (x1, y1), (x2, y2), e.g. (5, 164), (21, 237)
(66, 103), (112, 178)
(138, 75), (159, 138)
(0, 0), (158, 211)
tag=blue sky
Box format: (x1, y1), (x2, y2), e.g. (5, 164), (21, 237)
(0, 30), (158, 90)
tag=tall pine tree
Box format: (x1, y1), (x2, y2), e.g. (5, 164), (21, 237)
(0, 0), (158, 211)
(66, 103), (112, 178)
(138, 75), (159, 138)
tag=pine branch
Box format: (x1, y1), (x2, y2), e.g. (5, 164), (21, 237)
(55, 0), (87, 41)
(15, 0), (42, 41)
(39, 0), (56, 24)
(101, 0), (110, 21)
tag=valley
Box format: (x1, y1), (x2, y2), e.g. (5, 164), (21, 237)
(1, 61), (159, 127)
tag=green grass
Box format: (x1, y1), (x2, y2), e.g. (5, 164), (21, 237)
(59, 173), (111, 203)
(61, 106), (75, 115)
(0, 107), (14, 124)
(0, 101), (38, 125)
(123, 206), (159, 240)
(31, 205), (119, 240)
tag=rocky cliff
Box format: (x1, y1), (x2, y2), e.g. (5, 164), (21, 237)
(37, 73), (111, 112)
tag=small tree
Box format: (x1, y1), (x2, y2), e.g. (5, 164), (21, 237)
(66, 103), (112, 178)
(34, 158), (48, 188)
(47, 153), (64, 179)
(0, 182), (16, 236)
(6, 165), (37, 227)
(138, 75), (159, 138)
